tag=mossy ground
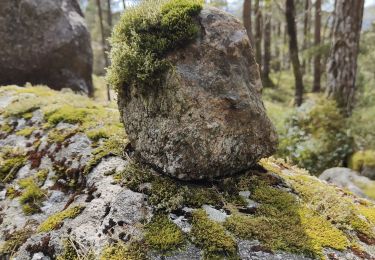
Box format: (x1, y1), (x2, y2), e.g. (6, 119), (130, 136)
(107, 0), (203, 94)
(0, 85), (127, 190)
(114, 158), (375, 258)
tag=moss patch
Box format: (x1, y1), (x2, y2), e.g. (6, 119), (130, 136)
(38, 206), (84, 232)
(116, 161), (224, 212)
(107, 0), (202, 94)
(224, 179), (348, 258)
(0, 228), (33, 256)
(0, 147), (26, 183)
(191, 209), (236, 258)
(100, 242), (146, 260)
(16, 127), (36, 137)
(144, 214), (185, 252)
(260, 158), (375, 248)
(18, 177), (46, 215)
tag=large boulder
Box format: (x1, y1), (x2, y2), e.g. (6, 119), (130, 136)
(116, 6), (277, 180)
(0, 0), (93, 95)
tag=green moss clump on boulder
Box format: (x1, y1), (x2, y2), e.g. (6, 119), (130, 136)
(0, 147), (27, 183)
(191, 209), (236, 258)
(38, 206), (84, 232)
(107, 0), (203, 93)
(18, 177), (46, 215)
(145, 214), (185, 252)
(100, 242), (146, 260)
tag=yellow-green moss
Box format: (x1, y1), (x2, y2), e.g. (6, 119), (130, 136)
(0, 148), (26, 183)
(38, 206), (84, 232)
(5, 186), (18, 199)
(350, 150), (375, 171)
(115, 161), (154, 189)
(0, 122), (13, 134)
(145, 214), (185, 252)
(84, 134), (128, 174)
(260, 158), (375, 247)
(0, 228), (33, 256)
(100, 242), (146, 260)
(108, 0), (203, 93)
(18, 177), (46, 215)
(224, 179), (348, 258)
(191, 209), (236, 258)
(36, 169), (49, 185)
(16, 127), (36, 137)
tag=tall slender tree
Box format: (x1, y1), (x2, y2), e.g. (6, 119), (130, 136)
(96, 0), (111, 101)
(285, 0), (304, 106)
(326, 0), (365, 116)
(312, 0), (321, 92)
(262, 12), (272, 86)
(302, 0), (311, 74)
(243, 0), (254, 45)
(254, 0), (263, 68)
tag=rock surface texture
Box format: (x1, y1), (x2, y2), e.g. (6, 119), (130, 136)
(1, 87), (375, 259)
(0, 0), (93, 95)
(118, 7), (277, 180)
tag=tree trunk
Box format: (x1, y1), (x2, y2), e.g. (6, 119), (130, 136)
(326, 0), (364, 116)
(243, 0), (254, 45)
(302, 0), (310, 74)
(107, 0), (112, 30)
(273, 22), (281, 71)
(262, 13), (272, 86)
(285, 0), (304, 106)
(254, 0), (262, 69)
(312, 0), (321, 92)
(122, 0), (126, 10)
(96, 0), (111, 101)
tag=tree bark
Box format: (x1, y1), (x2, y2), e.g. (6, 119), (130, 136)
(326, 0), (364, 116)
(243, 0), (254, 45)
(107, 0), (112, 30)
(302, 0), (310, 74)
(262, 13), (272, 86)
(254, 0), (262, 68)
(96, 0), (111, 101)
(285, 0), (304, 106)
(312, 0), (321, 92)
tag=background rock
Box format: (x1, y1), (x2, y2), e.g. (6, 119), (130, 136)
(320, 167), (375, 200)
(118, 7), (277, 180)
(0, 0), (93, 95)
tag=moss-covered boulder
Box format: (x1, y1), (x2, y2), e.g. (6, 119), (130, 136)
(109, 0), (277, 180)
(0, 86), (375, 259)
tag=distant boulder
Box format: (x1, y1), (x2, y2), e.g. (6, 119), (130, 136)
(320, 167), (375, 200)
(0, 0), (93, 95)
(115, 6), (277, 180)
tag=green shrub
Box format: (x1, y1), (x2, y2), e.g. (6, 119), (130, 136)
(278, 96), (353, 175)
(107, 0), (203, 94)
